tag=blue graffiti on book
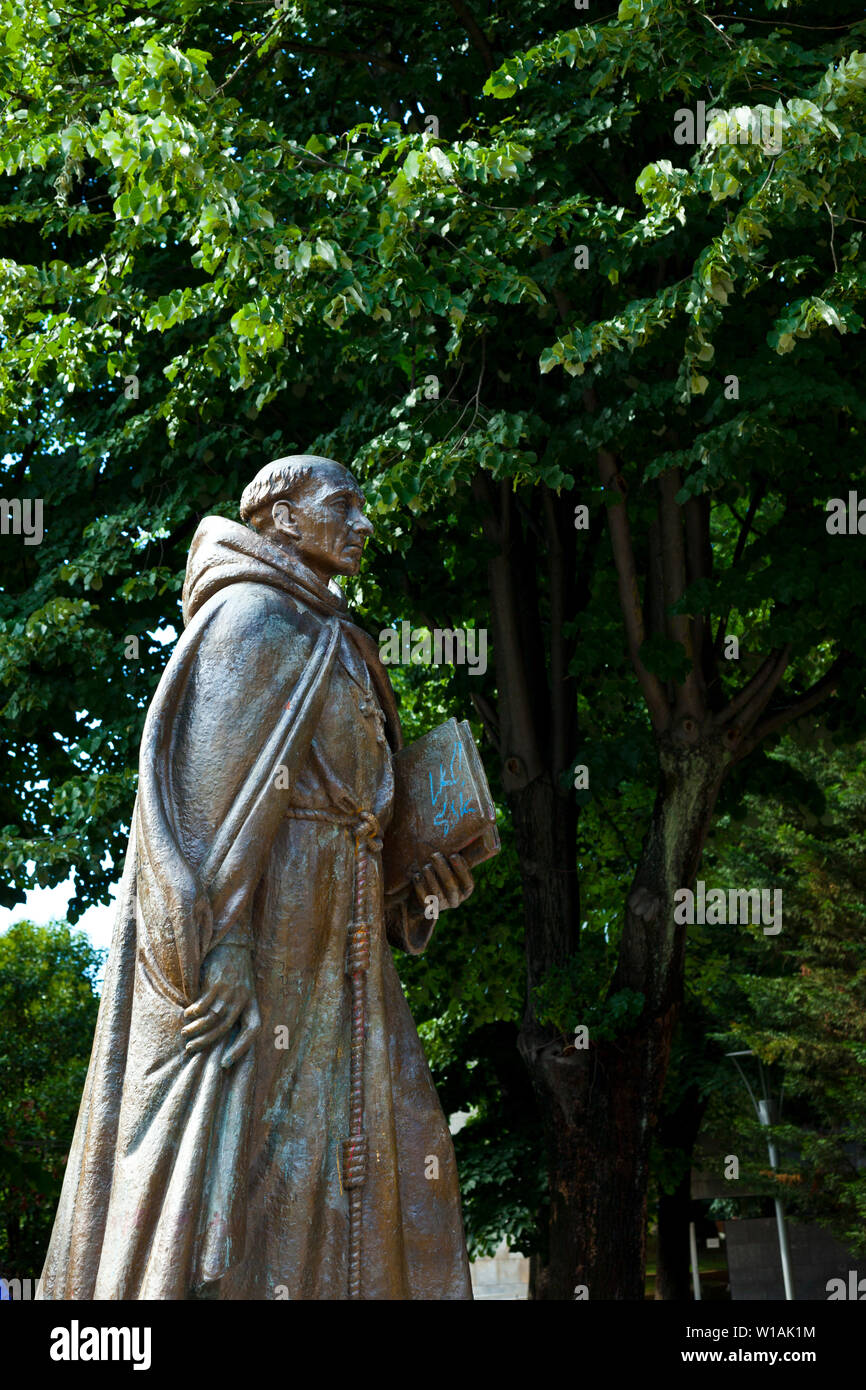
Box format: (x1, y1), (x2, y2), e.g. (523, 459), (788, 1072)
(429, 733), (478, 837)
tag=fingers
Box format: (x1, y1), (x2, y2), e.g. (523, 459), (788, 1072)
(448, 852), (474, 899)
(222, 999), (262, 1070)
(181, 993), (231, 1040)
(420, 860), (445, 907)
(183, 982), (220, 1020)
(181, 1008), (224, 1042)
(412, 863), (442, 910)
(184, 1002), (243, 1054)
(412, 870), (430, 911)
(412, 852), (474, 913)
(430, 852), (462, 908)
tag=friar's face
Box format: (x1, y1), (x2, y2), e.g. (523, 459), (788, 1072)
(271, 465), (373, 582)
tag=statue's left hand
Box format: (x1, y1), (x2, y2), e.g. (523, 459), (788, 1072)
(412, 851), (474, 916)
(181, 943), (261, 1068)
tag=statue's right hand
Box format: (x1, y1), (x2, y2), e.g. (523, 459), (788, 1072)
(181, 942), (261, 1068)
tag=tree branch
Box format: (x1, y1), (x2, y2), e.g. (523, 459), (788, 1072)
(542, 485), (575, 783)
(646, 513), (666, 640)
(659, 467), (703, 720)
(448, 0), (495, 71)
(598, 450), (670, 733)
(215, 11), (290, 94)
(470, 691), (501, 754)
(684, 491), (716, 701)
(470, 467), (500, 546)
(470, 475), (544, 787)
(737, 653), (851, 757)
(596, 797), (638, 862)
(284, 41), (405, 73)
(717, 645), (791, 733)
(537, 242), (572, 325)
(713, 482), (765, 655)
(220, 26), (405, 95)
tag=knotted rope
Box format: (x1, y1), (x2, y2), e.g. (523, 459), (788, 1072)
(284, 805), (382, 1299)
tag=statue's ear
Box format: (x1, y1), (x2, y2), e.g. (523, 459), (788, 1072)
(272, 500), (300, 539)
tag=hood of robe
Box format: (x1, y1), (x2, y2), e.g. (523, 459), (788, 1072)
(181, 514), (402, 751)
(182, 514), (349, 627)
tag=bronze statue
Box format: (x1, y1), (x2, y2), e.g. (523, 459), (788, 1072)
(38, 455), (484, 1300)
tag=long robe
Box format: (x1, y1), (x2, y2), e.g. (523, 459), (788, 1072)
(38, 516), (473, 1301)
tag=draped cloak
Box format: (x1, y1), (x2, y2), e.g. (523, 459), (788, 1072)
(37, 516), (473, 1301)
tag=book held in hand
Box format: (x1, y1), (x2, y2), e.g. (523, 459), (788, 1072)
(383, 717), (500, 899)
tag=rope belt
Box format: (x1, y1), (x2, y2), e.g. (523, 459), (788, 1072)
(284, 805), (382, 1299)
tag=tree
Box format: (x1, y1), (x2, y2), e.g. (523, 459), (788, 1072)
(478, 3), (866, 1296)
(375, 655), (545, 1259)
(1, 0), (864, 1297)
(0, 920), (103, 1281)
(699, 732), (866, 1257)
(649, 731), (866, 1298)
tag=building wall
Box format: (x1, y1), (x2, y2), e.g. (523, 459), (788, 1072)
(724, 1219), (863, 1301)
(470, 1242), (529, 1300)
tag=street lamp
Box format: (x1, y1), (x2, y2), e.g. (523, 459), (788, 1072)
(726, 1049), (795, 1300)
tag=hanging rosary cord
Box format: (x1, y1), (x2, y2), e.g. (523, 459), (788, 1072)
(343, 812), (381, 1298)
(345, 835), (369, 1301)
(284, 805), (381, 1298)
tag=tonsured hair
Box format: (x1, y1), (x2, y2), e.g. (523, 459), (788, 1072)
(239, 454), (351, 531)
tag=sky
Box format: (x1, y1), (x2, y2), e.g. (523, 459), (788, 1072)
(0, 615), (178, 962)
(0, 872), (118, 955)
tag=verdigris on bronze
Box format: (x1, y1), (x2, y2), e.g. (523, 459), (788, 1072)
(38, 456), (482, 1301)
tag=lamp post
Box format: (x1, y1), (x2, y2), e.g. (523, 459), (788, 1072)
(726, 1050), (795, 1301)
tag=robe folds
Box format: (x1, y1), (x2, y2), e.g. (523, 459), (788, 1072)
(38, 516), (473, 1301)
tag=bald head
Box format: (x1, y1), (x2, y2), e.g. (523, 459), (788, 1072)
(240, 453), (373, 584)
(240, 455), (361, 531)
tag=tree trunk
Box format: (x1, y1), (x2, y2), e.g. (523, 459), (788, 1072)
(519, 731), (729, 1299)
(654, 1083), (707, 1300)
(474, 468), (741, 1299)
(507, 775), (579, 1299)
(655, 1179), (694, 1301)
(475, 477), (583, 1297)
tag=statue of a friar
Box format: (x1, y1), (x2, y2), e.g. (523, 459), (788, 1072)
(38, 455), (479, 1301)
